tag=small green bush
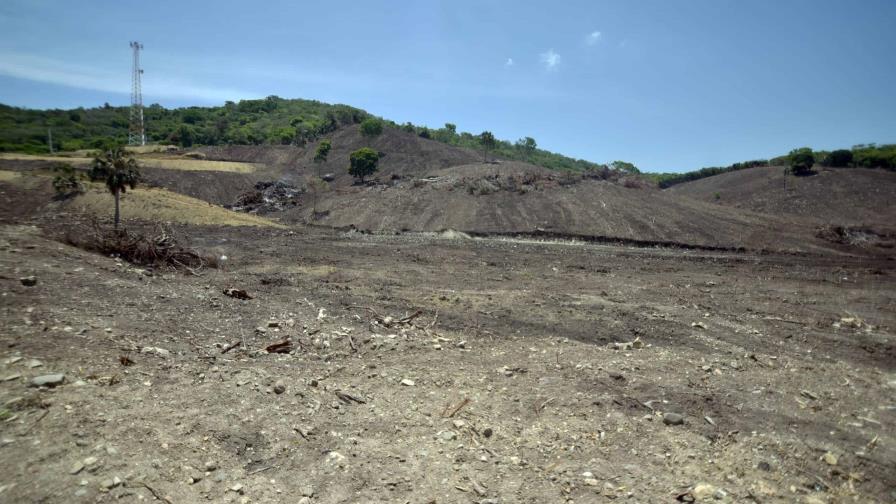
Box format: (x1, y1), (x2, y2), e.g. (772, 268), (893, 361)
(359, 118), (383, 137)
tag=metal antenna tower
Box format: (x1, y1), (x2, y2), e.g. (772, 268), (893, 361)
(128, 41), (146, 146)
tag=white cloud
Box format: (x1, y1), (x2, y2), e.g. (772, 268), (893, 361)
(0, 51), (258, 103)
(504, 58), (514, 68)
(586, 30), (602, 45)
(539, 49), (561, 70)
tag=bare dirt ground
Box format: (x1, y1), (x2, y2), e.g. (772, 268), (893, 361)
(1, 220), (894, 503)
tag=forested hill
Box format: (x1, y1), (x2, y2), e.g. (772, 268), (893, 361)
(0, 96), (607, 172)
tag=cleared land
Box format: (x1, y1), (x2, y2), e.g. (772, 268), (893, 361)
(0, 126), (893, 503)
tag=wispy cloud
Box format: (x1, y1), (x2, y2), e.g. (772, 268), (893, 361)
(539, 49), (561, 70)
(504, 57), (514, 68)
(0, 51), (258, 103)
(585, 30), (602, 45)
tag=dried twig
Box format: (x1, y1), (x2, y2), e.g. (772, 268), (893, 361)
(138, 482), (174, 504)
(23, 409), (49, 434)
(336, 391), (366, 405)
(443, 398), (470, 418)
(221, 341), (241, 354)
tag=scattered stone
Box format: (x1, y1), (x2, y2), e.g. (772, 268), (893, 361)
(757, 461), (772, 472)
(2, 374), (21, 382)
(300, 485), (314, 497)
(456, 340), (466, 349)
(663, 412), (685, 425)
(800, 390), (819, 400)
(69, 461), (85, 475)
(140, 347), (171, 358)
(438, 430), (457, 441)
(692, 483), (715, 500)
(584, 478), (599, 486)
(100, 476), (122, 490)
(20, 276), (37, 286)
(400, 378), (415, 387)
(204, 461), (217, 472)
(229, 483), (244, 494)
(298, 498), (312, 504)
(482, 427), (493, 438)
(26, 359), (43, 368)
(29, 374), (65, 388)
(273, 381), (286, 395)
(691, 321), (707, 330)
(822, 451), (838, 465)
(713, 488), (728, 500)
(326, 451), (346, 465)
(607, 370), (625, 380)
(223, 288), (252, 300)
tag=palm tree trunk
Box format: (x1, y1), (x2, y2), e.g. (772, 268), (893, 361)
(113, 189), (120, 230)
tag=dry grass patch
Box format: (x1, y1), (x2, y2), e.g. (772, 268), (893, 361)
(0, 153), (92, 165)
(0, 170), (22, 182)
(0, 153), (258, 173)
(137, 158), (259, 173)
(69, 184), (285, 228)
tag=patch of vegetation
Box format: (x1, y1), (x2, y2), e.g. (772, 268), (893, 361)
(359, 118), (384, 137)
(51, 162), (84, 198)
(654, 144), (895, 188)
(0, 97), (368, 152)
(479, 131), (496, 162)
(349, 147), (380, 183)
(650, 160), (769, 188)
(788, 147), (815, 176)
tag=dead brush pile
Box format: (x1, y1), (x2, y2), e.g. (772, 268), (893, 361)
(63, 221), (218, 274)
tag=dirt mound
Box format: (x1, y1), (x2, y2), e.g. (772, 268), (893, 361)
(668, 165), (896, 226)
(230, 181), (301, 213)
(198, 125), (484, 186)
(817, 224), (895, 248)
(281, 165), (845, 253)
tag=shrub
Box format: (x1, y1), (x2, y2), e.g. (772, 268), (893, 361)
(788, 148), (815, 175)
(822, 149), (853, 167)
(479, 131), (496, 162)
(360, 118), (383, 137)
(51, 163), (83, 198)
(348, 147), (380, 183)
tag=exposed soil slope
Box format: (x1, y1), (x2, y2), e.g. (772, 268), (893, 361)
(280, 162), (843, 253)
(198, 125), (484, 186)
(668, 165), (896, 226)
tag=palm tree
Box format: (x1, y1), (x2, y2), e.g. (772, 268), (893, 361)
(88, 145), (141, 229)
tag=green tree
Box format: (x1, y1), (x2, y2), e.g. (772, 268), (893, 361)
(822, 149), (853, 167)
(610, 160), (640, 174)
(349, 147), (380, 183)
(360, 117), (384, 137)
(445, 123), (457, 134)
(88, 145), (141, 229)
(788, 147), (815, 175)
(515, 136), (537, 159)
(314, 139), (332, 163)
(480, 131), (496, 162)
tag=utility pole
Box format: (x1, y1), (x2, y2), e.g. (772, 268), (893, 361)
(47, 128), (54, 153)
(128, 41), (146, 146)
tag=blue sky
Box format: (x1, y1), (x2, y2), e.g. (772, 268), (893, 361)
(1, 0), (894, 172)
